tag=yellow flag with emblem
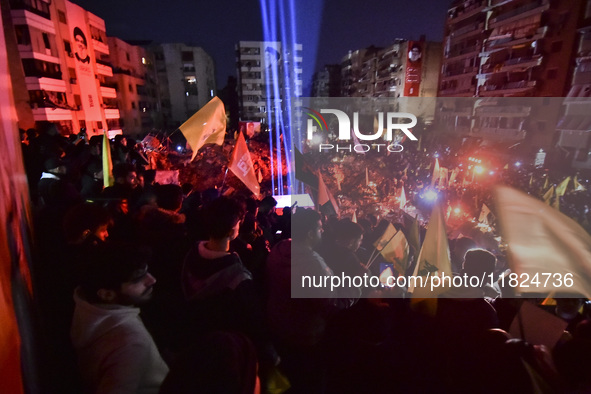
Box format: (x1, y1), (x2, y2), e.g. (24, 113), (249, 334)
(409, 203), (452, 297)
(179, 96), (226, 161)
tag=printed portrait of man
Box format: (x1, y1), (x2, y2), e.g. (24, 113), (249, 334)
(408, 43), (422, 63)
(73, 27), (90, 64)
(264, 46), (281, 70)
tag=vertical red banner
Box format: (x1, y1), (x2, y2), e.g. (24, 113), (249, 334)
(404, 41), (423, 97)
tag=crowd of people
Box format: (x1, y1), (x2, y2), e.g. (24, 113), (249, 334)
(22, 121), (591, 393)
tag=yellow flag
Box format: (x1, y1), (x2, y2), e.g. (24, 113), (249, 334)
(555, 176), (570, 197)
(431, 158), (440, 187)
(543, 186), (554, 204)
(574, 178), (586, 191)
(494, 186), (591, 298)
(409, 204), (452, 297)
(179, 96), (226, 161)
(373, 222), (397, 250)
(438, 167), (449, 189)
(380, 230), (409, 275)
(479, 203), (491, 224)
(102, 132), (114, 188)
(228, 132), (260, 198)
(449, 168), (459, 185)
(408, 215), (420, 254)
(318, 172), (340, 216)
(529, 174), (534, 188)
(351, 211), (357, 223)
(543, 176), (549, 190)
(399, 186), (407, 209)
(552, 195), (560, 211)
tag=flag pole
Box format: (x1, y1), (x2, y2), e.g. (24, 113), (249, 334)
(220, 167), (229, 191)
(366, 230), (399, 269)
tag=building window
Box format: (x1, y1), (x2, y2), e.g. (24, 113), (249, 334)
(184, 76), (198, 96)
(21, 59), (61, 79)
(129, 84), (133, 92)
(136, 85), (147, 96)
(42, 32), (51, 49)
(79, 119), (86, 129)
(64, 40), (73, 57)
(58, 10), (67, 24)
(131, 101), (136, 109)
(9, 0), (50, 19)
(183, 63), (196, 72)
(14, 25), (30, 45)
(181, 51), (194, 61)
(126, 52), (130, 61)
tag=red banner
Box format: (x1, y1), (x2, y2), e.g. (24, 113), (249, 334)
(404, 41), (423, 97)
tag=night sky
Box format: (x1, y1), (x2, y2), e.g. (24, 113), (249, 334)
(73, 0), (451, 94)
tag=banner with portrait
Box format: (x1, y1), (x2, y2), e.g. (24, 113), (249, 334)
(239, 121), (261, 138)
(404, 41), (423, 97)
(65, 2), (102, 122)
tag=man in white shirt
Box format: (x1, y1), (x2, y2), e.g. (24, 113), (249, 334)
(71, 243), (169, 394)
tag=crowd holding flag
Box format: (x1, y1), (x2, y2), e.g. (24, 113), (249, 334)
(179, 96), (226, 161)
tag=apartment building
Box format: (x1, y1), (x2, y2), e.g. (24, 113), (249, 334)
(107, 37), (159, 135)
(311, 64), (341, 97)
(236, 41), (303, 124)
(149, 43), (216, 128)
(557, 0), (591, 170)
(340, 39), (442, 98)
(3, 0), (120, 136)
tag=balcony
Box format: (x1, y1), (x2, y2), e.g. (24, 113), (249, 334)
(489, 0), (549, 26)
(25, 76), (66, 92)
(442, 67), (478, 78)
(9, 1), (51, 21)
(480, 80), (537, 95)
(445, 45), (481, 59)
(474, 126), (526, 140)
(32, 107), (73, 121)
(439, 87), (475, 96)
(450, 22), (485, 39)
(12, 11), (55, 38)
(100, 86), (117, 99)
(480, 55), (542, 74)
(95, 63), (113, 77)
(448, 0), (486, 24)
(104, 109), (120, 120)
(92, 39), (109, 54)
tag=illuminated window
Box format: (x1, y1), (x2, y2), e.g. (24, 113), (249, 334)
(185, 76), (198, 96)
